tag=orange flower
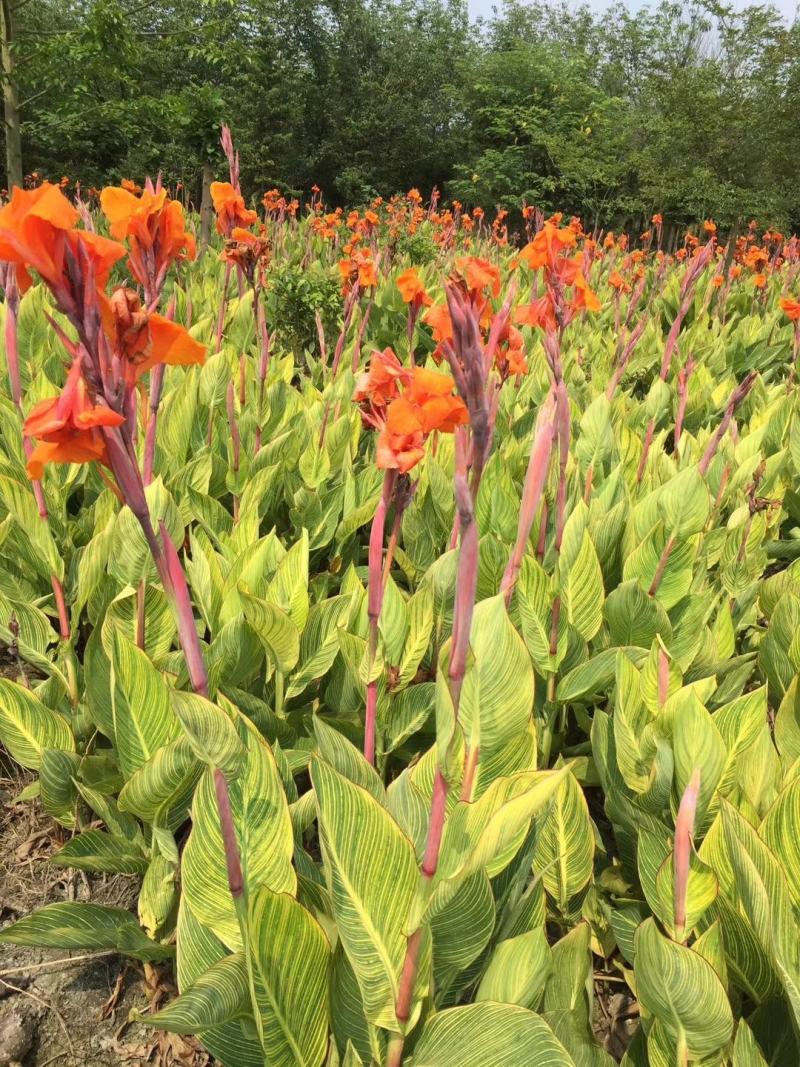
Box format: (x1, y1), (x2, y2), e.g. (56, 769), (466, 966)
(780, 297), (800, 321)
(102, 287), (206, 383)
(100, 185), (195, 291)
(651, 213), (663, 226)
(210, 181), (258, 236)
(609, 270), (630, 293)
(518, 222), (577, 272)
(455, 255), (501, 299)
(515, 295), (558, 333)
(753, 273), (767, 289)
(396, 267), (431, 307)
(0, 183), (125, 295)
(703, 219), (717, 234)
(423, 303), (453, 344)
(405, 366), (469, 433)
(712, 275), (724, 288)
(353, 347), (411, 411)
(220, 227), (271, 283)
(373, 366), (467, 473)
(24, 355), (124, 479)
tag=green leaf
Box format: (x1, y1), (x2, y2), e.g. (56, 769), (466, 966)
(407, 1003), (574, 1066)
(183, 720), (295, 947)
(532, 769), (595, 914)
(0, 678), (74, 769)
(0, 902), (173, 962)
(249, 887), (332, 1067)
(110, 631), (178, 778)
(633, 917), (734, 1059)
(476, 928), (552, 1009)
(311, 756), (419, 1031)
(52, 830), (149, 874)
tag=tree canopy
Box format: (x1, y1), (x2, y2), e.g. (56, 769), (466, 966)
(10, 0), (800, 230)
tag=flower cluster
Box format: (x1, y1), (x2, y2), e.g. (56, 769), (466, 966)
(354, 349), (467, 472)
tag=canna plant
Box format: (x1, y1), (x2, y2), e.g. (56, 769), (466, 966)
(0, 178), (799, 1067)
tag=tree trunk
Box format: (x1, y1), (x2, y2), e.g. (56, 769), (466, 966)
(0, 0), (22, 191)
(199, 162), (214, 254)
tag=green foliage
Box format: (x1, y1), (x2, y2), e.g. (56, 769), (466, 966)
(2, 201), (800, 1067)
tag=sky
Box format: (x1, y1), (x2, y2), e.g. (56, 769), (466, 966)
(466, 0), (799, 23)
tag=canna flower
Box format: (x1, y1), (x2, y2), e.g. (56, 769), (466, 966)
(210, 181), (258, 236)
(24, 354), (124, 479)
(518, 221), (577, 272)
(100, 184), (196, 296)
(455, 255), (501, 300)
(220, 226), (271, 285)
(703, 219), (717, 234)
(609, 270), (630, 293)
(651, 213), (663, 226)
(396, 267), (432, 309)
(353, 347), (412, 413)
(423, 303), (454, 346)
(370, 365), (467, 473)
(753, 273), (767, 289)
(404, 366), (470, 432)
(104, 287), (206, 384)
(780, 297), (800, 321)
(515, 295), (558, 333)
(0, 183), (125, 297)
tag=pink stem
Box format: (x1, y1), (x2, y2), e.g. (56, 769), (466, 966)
(501, 390), (556, 604)
(674, 768), (701, 941)
(364, 471), (396, 764)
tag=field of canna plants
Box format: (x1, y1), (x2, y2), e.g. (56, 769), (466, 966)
(1, 134), (800, 1067)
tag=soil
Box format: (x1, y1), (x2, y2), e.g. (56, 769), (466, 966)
(0, 764), (212, 1067)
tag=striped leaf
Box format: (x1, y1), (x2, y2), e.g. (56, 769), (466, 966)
(175, 898), (263, 1067)
(0, 678), (74, 769)
(458, 594), (534, 759)
(311, 756), (419, 1031)
(151, 952), (249, 1034)
(0, 902), (174, 962)
(634, 917), (734, 1059)
(117, 734), (202, 830)
(171, 690), (247, 776)
(249, 887), (332, 1067)
(241, 589), (301, 674)
(436, 766), (570, 893)
(313, 717), (385, 803)
(561, 529), (604, 641)
(52, 830), (149, 874)
(532, 768), (595, 914)
(183, 719), (295, 947)
(476, 928), (551, 1009)
(760, 777), (800, 906)
(39, 747), (79, 827)
(110, 631), (179, 778)
(396, 585), (434, 690)
(407, 1004), (574, 1066)
(0, 473), (64, 580)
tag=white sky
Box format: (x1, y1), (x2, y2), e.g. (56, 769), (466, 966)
(467, 0), (799, 23)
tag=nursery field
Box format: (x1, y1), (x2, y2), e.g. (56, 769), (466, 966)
(1, 147), (800, 1067)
